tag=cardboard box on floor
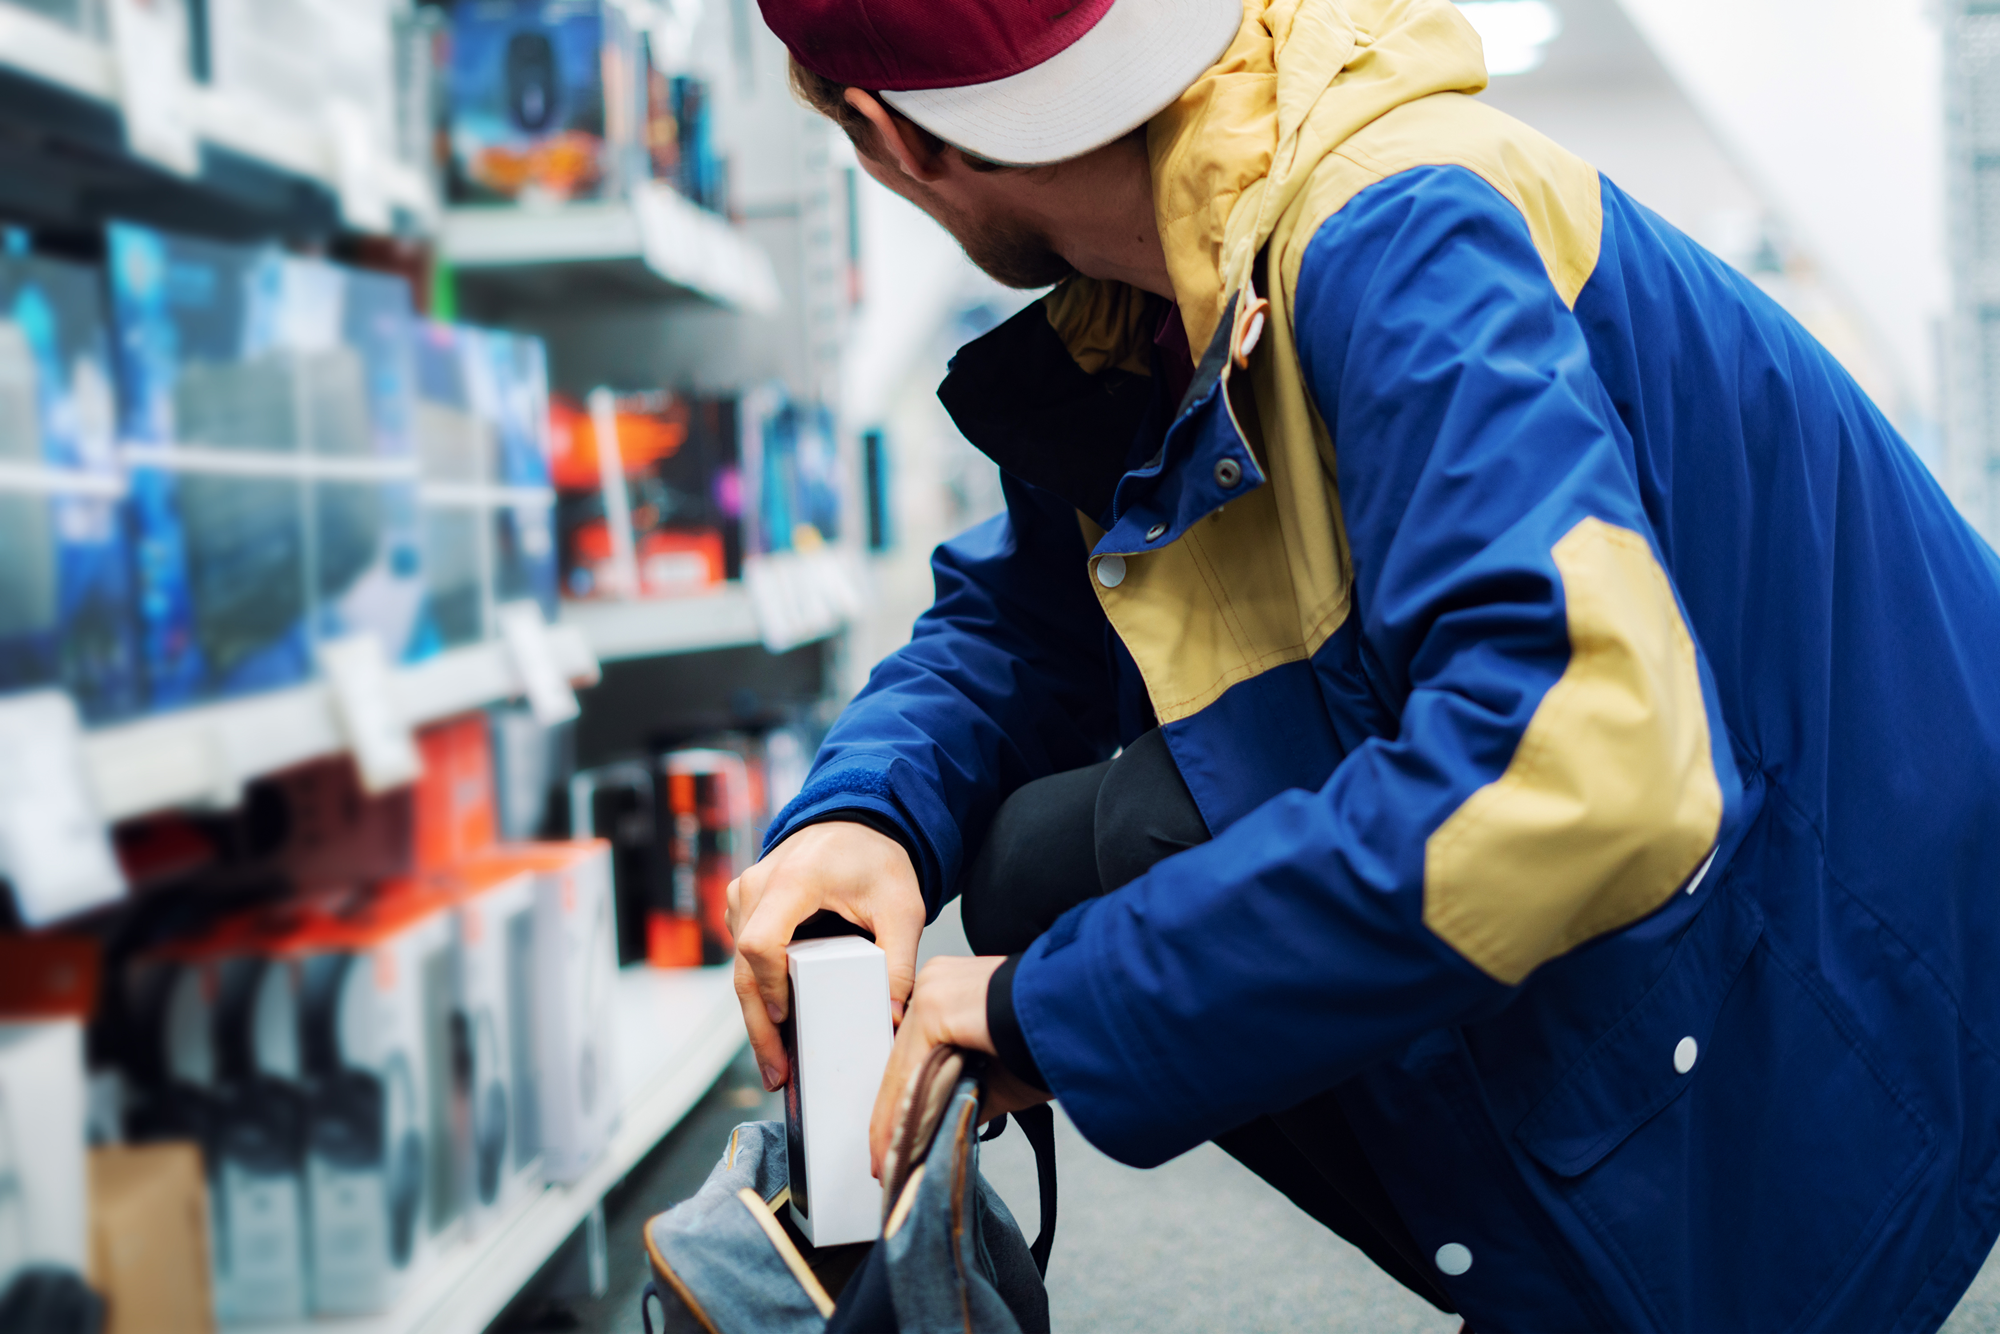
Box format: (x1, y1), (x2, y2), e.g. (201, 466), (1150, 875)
(88, 1143), (215, 1334)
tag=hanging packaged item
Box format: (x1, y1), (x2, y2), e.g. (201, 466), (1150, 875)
(413, 321), (558, 647)
(746, 393), (844, 557)
(447, 0), (647, 204)
(0, 252), (141, 723)
(107, 224), (429, 708)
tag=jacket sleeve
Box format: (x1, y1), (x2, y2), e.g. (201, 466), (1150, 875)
(764, 471), (1122, 916)
(1010, 165), (1729, 1165)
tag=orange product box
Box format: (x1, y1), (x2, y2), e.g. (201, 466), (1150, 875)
(415, 715), (498, 874)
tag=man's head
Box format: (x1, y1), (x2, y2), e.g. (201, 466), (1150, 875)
(763, 0), (1241, 292)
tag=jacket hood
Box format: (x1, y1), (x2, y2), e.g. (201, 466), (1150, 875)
(1143, 0), (1488, 353)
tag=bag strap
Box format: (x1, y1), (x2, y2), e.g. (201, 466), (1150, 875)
(980, 1102), (1060, 1278)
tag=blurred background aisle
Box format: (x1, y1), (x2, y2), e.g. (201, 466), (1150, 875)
(0, 0), (1988, 1331)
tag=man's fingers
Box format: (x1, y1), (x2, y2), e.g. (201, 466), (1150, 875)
(869, 892), (927, 1024)
(734, 955), (788, 1090)
(736, 879), (821, 1025)
(725, 875), (744, 936)
(870, 1009), (930, 1178)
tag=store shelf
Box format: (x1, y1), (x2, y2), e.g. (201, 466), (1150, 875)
(0, 5), (431, 232)
(440, 183), (783, 315)
(560, 586), (764, 662)
(270, 966), (748, 1334)
(81, 626), (599, 823)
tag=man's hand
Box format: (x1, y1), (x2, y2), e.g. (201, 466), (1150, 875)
(728, 821), (924, 1092)
(868, 955), (1052, 1179)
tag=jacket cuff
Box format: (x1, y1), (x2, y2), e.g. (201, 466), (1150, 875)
(985, 954), (1048, 1093)
(764, 754), (960, 918)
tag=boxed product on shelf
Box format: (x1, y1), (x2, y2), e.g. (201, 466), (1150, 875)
(87, 1143), (216, 1334)
(550, 390), (739, 600)
(747, 393), (844, 556)
(489, 701), (559, 841)
(0, 252), (142, 723)
(122, 930), (312, 1326)
(413, 320), (558, 646)
(462, 840), (618, 1182)
(415, 712), (499, 872)
(316, 267), (431, 665)
(447, 0), (646, 205)
(659, 749), (753, 967)
(420, 861), (541, 1229)
(290, 888), (461, 1315)
(643, 65), (727, 214)
(567, 761), (661, 967)
(0, 1019), (89, 1299)
(109, 224), (433, 706)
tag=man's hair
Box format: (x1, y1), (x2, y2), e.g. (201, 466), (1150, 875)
(788, 55), (1008, 173)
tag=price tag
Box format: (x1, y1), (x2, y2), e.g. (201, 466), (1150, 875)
(498, 602), (581, 727)
(328, 99), (391, 234)
(0, 692), (127, 928)
(108, 0), (198, 176)
(320, 633), (423, 795)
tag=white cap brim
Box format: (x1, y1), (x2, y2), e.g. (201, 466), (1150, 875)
(879, 0), (1243, 167)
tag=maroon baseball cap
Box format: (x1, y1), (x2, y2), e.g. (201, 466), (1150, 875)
(762, 0), (1244, 165)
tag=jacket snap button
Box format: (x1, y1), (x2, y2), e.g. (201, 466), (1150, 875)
(1215, 457), (1243, 489)
(1435, 1243), (1472, 1276)
(1097, 555), (1127, 589)
(1674, 1036), (1698, 1074)
(1145, 522), (1167, 542)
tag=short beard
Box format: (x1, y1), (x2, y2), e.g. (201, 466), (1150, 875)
(920, 181), (1074, 289)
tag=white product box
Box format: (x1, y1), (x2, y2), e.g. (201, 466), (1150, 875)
(782, 937), (894, 1247)
(291, 890), (459, 1316)
(467, 842), (620, 1182)
(440, 862), (542, 1231)
(0, 1020), (87, 1291)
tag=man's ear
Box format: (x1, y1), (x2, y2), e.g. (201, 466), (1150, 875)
(843, 89), (946, 184)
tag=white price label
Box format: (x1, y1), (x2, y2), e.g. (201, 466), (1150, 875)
(499, 601), (581, 727)
(108, 0), (198, 176)
(0, 692), (126, 927)
(328, 99), (391, 234)
(320, 633), (423, 795)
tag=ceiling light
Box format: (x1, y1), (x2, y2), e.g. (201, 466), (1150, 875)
(1454, 1), (1563, 76)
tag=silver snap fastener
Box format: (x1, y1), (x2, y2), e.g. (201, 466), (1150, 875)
(1435, 1243), (1472, 1276)
(1674, 1036), (1698, 1074)
(1096, 555), (1127, 589)
(1215, 457), (1243, 489)
(1145, 522), (1167, 542)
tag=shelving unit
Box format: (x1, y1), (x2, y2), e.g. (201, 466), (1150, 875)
(82, 627), (599, 822)
(267, 966), (747, 1334)
(440, 184), (783, 315)
(561, 586), (764, 663)
(0, 4), (431, 232)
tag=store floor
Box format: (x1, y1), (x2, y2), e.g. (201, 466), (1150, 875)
(496, 901), (2000, 1332)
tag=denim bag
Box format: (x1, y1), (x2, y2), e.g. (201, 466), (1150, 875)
(641, 1048), (1055, 1334)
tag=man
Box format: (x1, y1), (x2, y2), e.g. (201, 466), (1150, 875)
(726, 0), (2000, 1327)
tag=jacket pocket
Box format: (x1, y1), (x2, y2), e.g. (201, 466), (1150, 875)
(1517, 887), (1937, 1331)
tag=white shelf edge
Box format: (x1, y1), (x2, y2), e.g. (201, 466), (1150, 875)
(0, 7), (435, 225)
(559, 587), (764, 662)
(82, 624), (598, 822)
(263, 967), (748, 1334)
(439, 185), (782, 315)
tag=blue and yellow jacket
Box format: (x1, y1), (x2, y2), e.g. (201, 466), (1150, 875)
(767, 1), (2000, 1327)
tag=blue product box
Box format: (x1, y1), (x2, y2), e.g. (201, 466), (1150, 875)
(0, 252), (142, 723)
(108, 222), (317, 707)
(755, 398), (843, 555)
(315, 269), (432, 664)
(484, 329), (557, 620)
(412, 321), (557, 643)
(447, 0), (643, 205)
